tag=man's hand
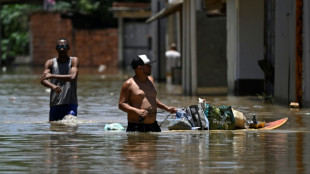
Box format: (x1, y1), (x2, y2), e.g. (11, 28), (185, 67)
(135, 109), (148, 122)
(136, 109), (148, 118)
(41, 73), (52, 81)
(166, 106), (177, 114)
(52, 86), (62, 94)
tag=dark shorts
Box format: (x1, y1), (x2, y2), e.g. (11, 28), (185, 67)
(49, 104), (78, 121)
(126, 121), (161, 132)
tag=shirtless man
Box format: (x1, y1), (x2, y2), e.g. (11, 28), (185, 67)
(40, 38), (79, 121)
(118, 55), (177, 132)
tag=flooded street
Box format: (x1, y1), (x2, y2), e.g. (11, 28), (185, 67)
(1, 66), (310, 174)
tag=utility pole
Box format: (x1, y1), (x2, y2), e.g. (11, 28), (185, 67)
(295, 0), (303, 107)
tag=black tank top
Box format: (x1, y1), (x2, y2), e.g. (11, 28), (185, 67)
(49, 57), (78, 107)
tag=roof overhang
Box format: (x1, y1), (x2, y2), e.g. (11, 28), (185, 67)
(145, 0), (226, 23)
(109, 2), (151, 19)
(204, 0), (226, 11)
(146, 1), (182, 24)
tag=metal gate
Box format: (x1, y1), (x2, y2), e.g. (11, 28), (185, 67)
(122, 21), (150, 69)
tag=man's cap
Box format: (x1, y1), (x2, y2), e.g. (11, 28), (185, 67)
(131, 54), (156, 69)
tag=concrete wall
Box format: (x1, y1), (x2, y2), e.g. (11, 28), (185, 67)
(149, 0), (167, 81)
(227, 0), (264, 95)
(274, 0), (310, 107)
(238, 0), (264, 79)
(196, 12), (227, 87)
(30, 11), (118, 68)
(182, 0), (197, 95)
(274, 0), (295, 104)
(227, 0), (238, 95)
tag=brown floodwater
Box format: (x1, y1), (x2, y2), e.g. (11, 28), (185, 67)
(0, 66), (310, 174)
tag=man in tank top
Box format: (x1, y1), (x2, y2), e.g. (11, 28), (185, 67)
(118, 55), (177, 132)
(40, 38), (79, 121)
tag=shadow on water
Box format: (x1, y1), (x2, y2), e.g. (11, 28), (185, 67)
(1, 66), (310, 173)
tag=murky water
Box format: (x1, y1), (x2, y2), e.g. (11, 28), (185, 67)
(1, 66), (310, 174)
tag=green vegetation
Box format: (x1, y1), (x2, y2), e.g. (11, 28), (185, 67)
(0, 0), (150, 64)
(1, 4), (40, 64)
(53, 0), (150, 29)
(54, 0), (117, 29)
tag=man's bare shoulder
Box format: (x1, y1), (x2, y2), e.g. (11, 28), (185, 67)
(44, 58), (53, 67)
(123, 77), (135, 87)
(123, 78), (140, 91)
(70, 56), (79, 62)
(148, 76), (155, 83)
(47, 58), (54, 63)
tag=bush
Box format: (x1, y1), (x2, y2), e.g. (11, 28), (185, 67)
(1, 4), (40, 63)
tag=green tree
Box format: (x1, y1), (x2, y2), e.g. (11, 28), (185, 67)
(53, 0), (117, 29)
(53, 0), (150, 29)
(1, 4), (40, 64)
(0, 0), (150, 64)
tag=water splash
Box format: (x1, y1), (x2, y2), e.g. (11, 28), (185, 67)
(57, 115), (78, 126)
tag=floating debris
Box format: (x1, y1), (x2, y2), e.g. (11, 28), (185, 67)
(104, 123), (125, 131)
(289, 102), (299, 108)
(9, 97), (16, 103)
(98, 64), (106, 72)
(100, 75), (106, 79)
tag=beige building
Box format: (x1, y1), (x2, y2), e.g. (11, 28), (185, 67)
(147, 0), (310, 108)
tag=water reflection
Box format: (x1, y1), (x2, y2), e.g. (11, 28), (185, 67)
(2, 66), (310, 173)
(46, 123), (80, 173)
(296, 132), (305, 174)
(295, 114), (305, 127)
(121, 133), (159, 170)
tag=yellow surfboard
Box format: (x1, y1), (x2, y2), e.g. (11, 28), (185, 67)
(257, 117), (288, 130)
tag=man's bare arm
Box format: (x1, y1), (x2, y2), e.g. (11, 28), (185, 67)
(149, 76), (177, 113)
(118, 80), (137, 113)
(156, 99), (177, 113)
(41, 57), (79, 82)
(40, 59), (62, 94)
